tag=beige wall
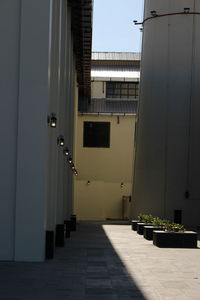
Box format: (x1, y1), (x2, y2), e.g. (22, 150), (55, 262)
(74, 115), (136, 220)
(91, 81), (105, 98)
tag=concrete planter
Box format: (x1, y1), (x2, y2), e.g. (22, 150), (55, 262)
(153, 231), (198, 248)
(131, 220), (139, 231)
(137, 223), (152, 235)
(143, 226), (164, 240)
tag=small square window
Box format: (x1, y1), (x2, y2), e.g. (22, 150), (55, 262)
(83, 122), (110, 148)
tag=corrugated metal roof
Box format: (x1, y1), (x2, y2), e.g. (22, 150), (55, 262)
(79, 98), (138, 115)
(92, 52), (141, 61)
(91, 65), (140, 79)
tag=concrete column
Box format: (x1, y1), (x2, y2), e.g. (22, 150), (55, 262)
(0, 0), (21, 261)
(15, 0), (52, 261)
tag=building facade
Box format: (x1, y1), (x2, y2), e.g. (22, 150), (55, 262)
(74, 52), (140, 220)
(133, 0), (200, 226)
(0, 0), (92, 261)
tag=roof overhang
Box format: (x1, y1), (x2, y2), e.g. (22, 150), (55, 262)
(69, 0), (93, 99)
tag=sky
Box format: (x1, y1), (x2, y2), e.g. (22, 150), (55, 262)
(92, 0), (144, 53)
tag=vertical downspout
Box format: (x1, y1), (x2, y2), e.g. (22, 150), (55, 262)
(185, 0), (196, 198)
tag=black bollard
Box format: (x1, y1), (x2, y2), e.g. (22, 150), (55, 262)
(55, 224), (65, 247)
(45, 231), (54, 259)
(70, 214), (76, 231)
(64, 220), (71, 238)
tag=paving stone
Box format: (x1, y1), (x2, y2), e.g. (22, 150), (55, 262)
(1, 222), (200, 299)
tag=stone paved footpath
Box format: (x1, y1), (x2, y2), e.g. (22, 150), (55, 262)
(1, 222), (200, 300)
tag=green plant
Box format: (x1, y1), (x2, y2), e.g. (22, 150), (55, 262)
(137, 214), (185, 232)
(152, 217), (165, 228)
(164, 222), (185, 232)
(138, 214), (154, 224)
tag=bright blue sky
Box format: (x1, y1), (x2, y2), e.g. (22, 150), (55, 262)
(92, 0), (144, 53)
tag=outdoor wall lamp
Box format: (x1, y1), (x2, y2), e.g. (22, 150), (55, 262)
(87, 180), (91, 185)
(48, 113), (57, 128)
(184, 8), (190, 13)
(150, 10), (157, 17)
(68, 157), (73, 164)
(63, 147), (69, 156)
(120, 182), (124, 188)
(57, 135), (65, 147)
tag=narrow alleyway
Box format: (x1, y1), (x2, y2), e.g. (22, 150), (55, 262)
(1, 222), (200, 299)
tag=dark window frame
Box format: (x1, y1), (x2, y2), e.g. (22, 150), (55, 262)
(83, 121), (110, 148)
(106, 81), (139, 99)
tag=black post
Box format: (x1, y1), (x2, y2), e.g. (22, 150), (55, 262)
(55, 224), (65, 247)
(70, 214), (76, 231)
(45, 231), (54, 259)
(64, 220), (71, 238)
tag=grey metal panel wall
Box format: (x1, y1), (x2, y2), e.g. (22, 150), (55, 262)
(15, 0), (51, 261)
(133, 0), (200, 225)
(0, 0), (21, 260)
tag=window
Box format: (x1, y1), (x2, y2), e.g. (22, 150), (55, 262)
(106, 81), (139, 99)
(83, 122), (110, 148)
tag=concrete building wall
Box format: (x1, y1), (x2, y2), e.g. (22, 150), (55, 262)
(91, 81), (106, 98)
(74, 115), (135, 220)
(0, 0), (79, 261)
(132, 0), (200, 226)
(0, 0), (21, 260)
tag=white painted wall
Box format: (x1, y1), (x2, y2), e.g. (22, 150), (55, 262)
(74, 115), (135, 220)
(133, 0), (200, 226)
(0, 0), (78, 261)
(0, 0), (21, 260)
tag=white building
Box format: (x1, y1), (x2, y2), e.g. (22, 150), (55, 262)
(74, 52), (140, 220)
(0, 0), (92, 262)
(133, 0), (200, 226)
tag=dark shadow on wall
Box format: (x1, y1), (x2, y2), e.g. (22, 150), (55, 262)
(0, 222), (146, 299)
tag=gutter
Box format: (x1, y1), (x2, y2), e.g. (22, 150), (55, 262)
(78, 112), (136, 116)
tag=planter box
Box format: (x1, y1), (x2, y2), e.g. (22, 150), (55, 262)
(143, 226), (164, 240)
(131, 220), (138, 231)
(153, 230), (197, 248)
(137, 223), (152, 235)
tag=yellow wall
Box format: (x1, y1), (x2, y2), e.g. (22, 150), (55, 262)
(74, 115), (136, 220)
(91, 81), (105, 98)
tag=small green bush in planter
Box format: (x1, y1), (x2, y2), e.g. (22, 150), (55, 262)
(138, 214), (154, 224)
(164, 222), (185, 232)
(152, 217), (165, 228)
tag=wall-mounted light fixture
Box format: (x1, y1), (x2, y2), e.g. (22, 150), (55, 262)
(68, 157), (73, 164)
(57, 135), (65, 147)
(150, 10), (157, 17)
(184, 7), (190, 13)
(87, 180), (91, 185)
(48, 113), (57, 128)
(63, 147), (69, 156)
(120, 182), (124, 188)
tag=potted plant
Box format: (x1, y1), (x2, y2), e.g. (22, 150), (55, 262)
(143, 217), (165, 240)
(137, 214), (154, 235)
(153, 222), (197, 248)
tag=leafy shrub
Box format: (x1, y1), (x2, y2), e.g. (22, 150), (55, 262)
(138, 214), (185, 232)
(138, 214), (154, 224)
